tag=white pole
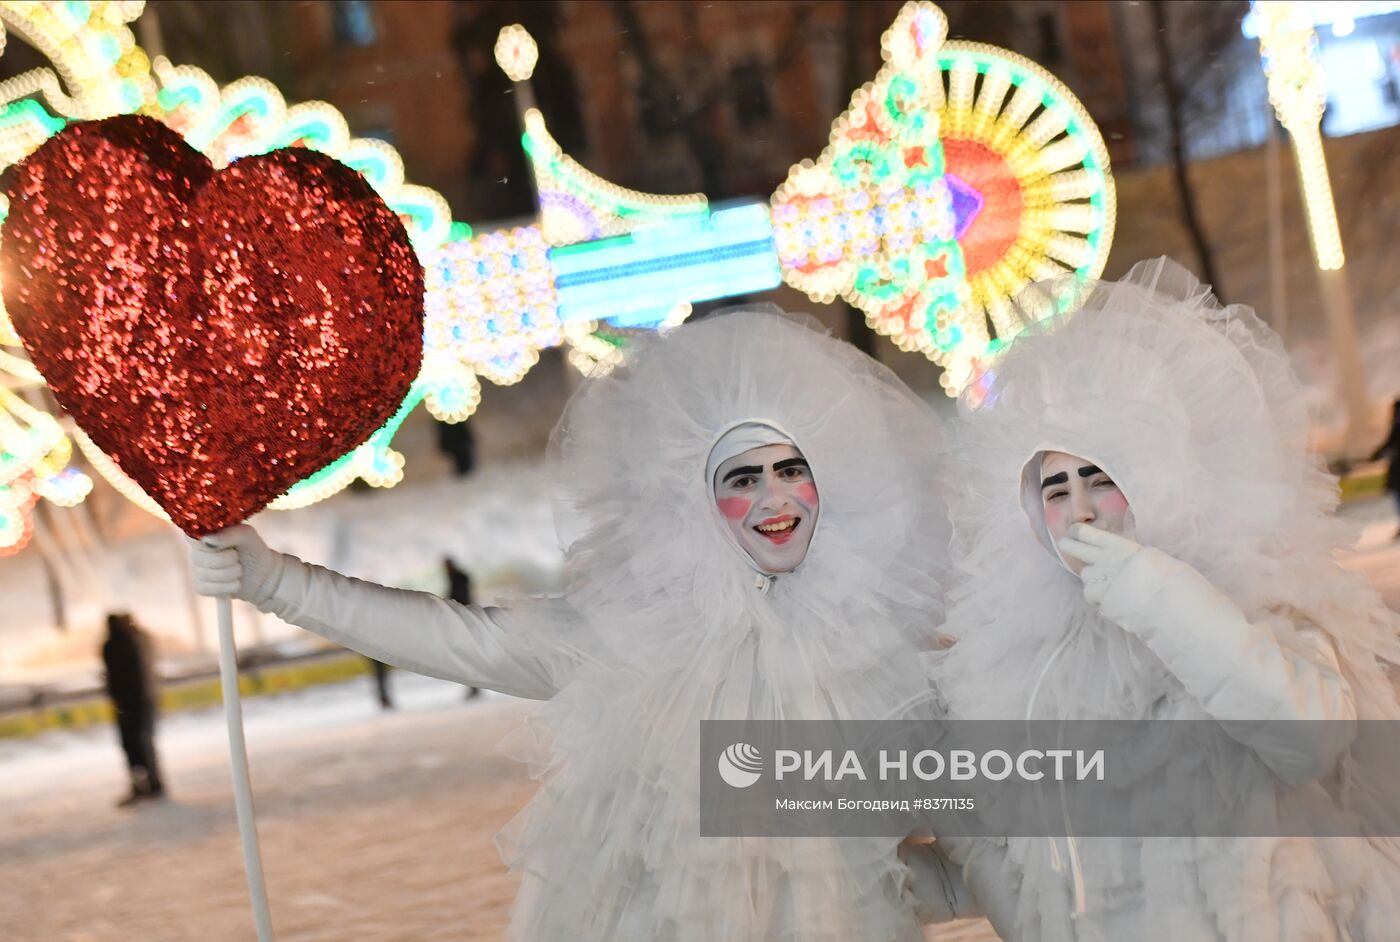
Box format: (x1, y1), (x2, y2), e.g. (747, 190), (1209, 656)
(175, 528), (210, 653)
(215, 595), (276, 941)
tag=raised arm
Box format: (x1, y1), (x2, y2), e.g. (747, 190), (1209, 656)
(1062, 524), (1357, 784)
(190, 525), (576, 700)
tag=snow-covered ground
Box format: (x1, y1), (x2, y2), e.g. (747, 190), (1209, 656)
(1, 672), (537, 941)
(0, 665), (995, 942)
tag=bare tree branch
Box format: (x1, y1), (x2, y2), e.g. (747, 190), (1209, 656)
(1150, 0), (1225, 295)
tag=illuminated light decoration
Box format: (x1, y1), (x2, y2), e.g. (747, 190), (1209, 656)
(177, 75), (289, 160)
(0, 386), (89, 554)
(550, 201), (782, 328)
(1, 389), (64, 484)
(511, 68), (718, 370)
(771, 3), (1115, 395)
(0, 342), (37, 376)
(0, 98), (67, 167)
(562, 319), (628, 378)
(0, 469), (37, 557)
(0, 2), (151, 121)
(1241, 1), (1400, 38)
(770, 2), (969, 380)
(521, 108), (710, 246)
(33, 464), (90, 505)
(71, 424), (163, 518)
(265, 380), (425, 507)
(558, 302), (690, 380)
(1254, 1), (1345, 270)
(1253, 1), (1371, 452)
(422, 362), (483, 424)
(422, 225), (563, 387)
(494, 24), (539, 83)
(945, 171), (985, 238)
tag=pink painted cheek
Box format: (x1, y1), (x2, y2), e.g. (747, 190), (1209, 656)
(716, 496), (752, 520)
(1043, 503), (1064, 529)
(1099, 491), (1129, 516)
(794, 482), (819, 507)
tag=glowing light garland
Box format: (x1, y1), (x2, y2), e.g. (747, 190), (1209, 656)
(521, 108), (711, 247)
(1, 387), (90, 555)
(771, 3), (967, 370)
(0, 469), (37, 556)
(494, 24), (538, 83)
(423, 226), (563, 389)
(0, 1), (150, 119)
(551, 201), (781, 327)
(1254, 0), (1345, 270)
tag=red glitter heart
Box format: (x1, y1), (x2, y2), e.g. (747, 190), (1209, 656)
(2, 115), (423, 537)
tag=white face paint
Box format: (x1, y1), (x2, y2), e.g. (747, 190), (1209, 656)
(1039, 450), (1134, 576)
(712, 443), (820, 574)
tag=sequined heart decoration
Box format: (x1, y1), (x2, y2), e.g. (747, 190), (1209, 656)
(2, 115), (423, 536)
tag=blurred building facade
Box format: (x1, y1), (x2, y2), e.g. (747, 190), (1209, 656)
(153, 0), (474, 214)
(129, 0), (1400, 224)
(147, 0), (1145, 223)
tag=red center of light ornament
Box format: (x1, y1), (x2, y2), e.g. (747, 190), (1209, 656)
(942, 137), (1023, 277)
(1, 115), (424, 537)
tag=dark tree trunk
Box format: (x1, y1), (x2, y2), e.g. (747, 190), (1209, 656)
(1149, 0), (1224, 298)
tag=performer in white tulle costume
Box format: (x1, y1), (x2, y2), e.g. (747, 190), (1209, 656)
(191, 309), (974, 940)
(925, 258), (1400, 941)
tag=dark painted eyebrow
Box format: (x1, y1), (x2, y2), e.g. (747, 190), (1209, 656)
(772, 457), (810, 472)
(1041, 471), (1069, 489)
(1077, 465), (1104, 478)
(722, 464), (764, 483)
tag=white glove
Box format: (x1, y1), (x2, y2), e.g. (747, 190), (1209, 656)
(1057, 523), (1143, 609)
(1057, 523), (1236, 643)
(188, 524), (285, 606)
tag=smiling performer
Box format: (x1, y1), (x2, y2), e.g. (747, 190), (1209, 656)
(190, 308), (971, 940)
(925, 258), (1400, 940)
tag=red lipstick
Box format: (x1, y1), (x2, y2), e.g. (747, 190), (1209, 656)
(753, 514), (799, 544)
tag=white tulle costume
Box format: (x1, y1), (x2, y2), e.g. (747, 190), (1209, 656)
(192, 310), (967, 940)
(927, 259), (1400, 941)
